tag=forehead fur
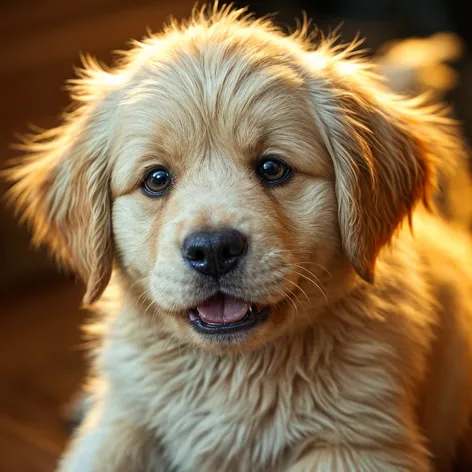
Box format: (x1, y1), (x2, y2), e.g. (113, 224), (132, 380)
(117, 13), (318, 156)
(121, 45), (305, 155)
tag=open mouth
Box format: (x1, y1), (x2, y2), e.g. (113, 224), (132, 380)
(188, 293), (269, 335)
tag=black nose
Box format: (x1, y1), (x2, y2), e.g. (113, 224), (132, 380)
(182, 229), (247, 277)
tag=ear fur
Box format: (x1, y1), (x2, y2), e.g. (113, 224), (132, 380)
(5, 60), (122, 304)
(306, 51), (465, 282)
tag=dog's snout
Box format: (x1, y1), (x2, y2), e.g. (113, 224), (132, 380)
(182, 229), (247, 277)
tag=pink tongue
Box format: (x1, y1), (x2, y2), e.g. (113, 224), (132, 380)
(197, 296), (250, 325)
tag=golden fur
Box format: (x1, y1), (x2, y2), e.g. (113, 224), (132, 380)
(6, 4), (472, 471)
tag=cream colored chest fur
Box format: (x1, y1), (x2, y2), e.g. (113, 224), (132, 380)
(100, 281), (435, 472)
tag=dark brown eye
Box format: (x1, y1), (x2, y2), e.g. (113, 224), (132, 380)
(257, 156), (292, 185)
(142, 167), (172, 196)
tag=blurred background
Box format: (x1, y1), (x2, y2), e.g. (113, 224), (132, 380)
(1, 1), (471, 470)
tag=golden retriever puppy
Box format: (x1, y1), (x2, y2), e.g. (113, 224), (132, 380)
(7, 4), (472, 471)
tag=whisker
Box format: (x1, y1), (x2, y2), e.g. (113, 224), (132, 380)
(291, 264), (329, 295)
(258, 248), (310, 261)
(136, 292), (152, 308)
(292, 270), (328, 304)
(272, 248), (313, 256)
(285, 289), (299, 329)
(281, 276), (311, 303)
(144, 299), (156, 316)
(129, 275), (151, 291)
(284, 288), (299, 322)
(310, 262), (332, 277)
(285, 286), (313, 327)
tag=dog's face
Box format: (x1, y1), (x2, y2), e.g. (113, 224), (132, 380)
(111, 44), (338, 350)
(8, 8), (461, 353)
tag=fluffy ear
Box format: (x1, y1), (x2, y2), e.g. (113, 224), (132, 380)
(6, 62), (122, 304)
(306, 54), (465, 282)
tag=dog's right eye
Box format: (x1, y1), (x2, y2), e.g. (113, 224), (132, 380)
(142, 167), (173, 196)
(257, 155), (292, 186)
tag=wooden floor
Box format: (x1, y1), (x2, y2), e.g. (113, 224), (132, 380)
(0, 277), (87, 472)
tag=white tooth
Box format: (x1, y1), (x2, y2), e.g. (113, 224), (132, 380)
(188, 311), (199, 321)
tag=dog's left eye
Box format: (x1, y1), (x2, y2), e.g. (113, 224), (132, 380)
(142, 167), (172, 196)
(257, 156), (292, 185)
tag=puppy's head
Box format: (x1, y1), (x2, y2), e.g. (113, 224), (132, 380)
(7, 6), (463, 352)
